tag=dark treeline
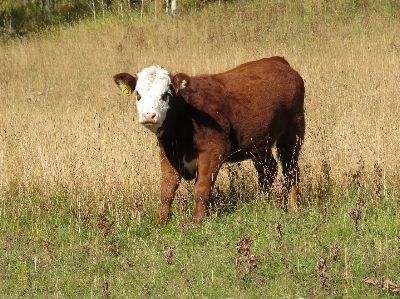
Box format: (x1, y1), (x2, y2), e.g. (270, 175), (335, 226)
(0, 0), (228, 38)
(1, 0), (90, 37)
(1, 0), (399, 39)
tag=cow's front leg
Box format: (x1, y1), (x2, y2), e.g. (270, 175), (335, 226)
(157, 148), (181, 223)
(192, 154), (221, 223)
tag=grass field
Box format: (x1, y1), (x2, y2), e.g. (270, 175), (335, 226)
(1, 1), (400, 298)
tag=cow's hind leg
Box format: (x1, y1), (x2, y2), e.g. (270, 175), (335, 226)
(252, 150), (277, 191)
(276, 132), (303, 211)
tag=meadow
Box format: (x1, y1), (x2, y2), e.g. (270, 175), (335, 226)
(0, 1), (400, 298)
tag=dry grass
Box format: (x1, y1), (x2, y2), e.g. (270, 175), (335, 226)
(1, 2), (399, 212)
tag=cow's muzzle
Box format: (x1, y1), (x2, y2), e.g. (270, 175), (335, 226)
(140, 112), (158, 124)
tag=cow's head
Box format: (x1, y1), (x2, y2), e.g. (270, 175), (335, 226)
(114, 66), (191, 136)
(113, 66), (173, 136)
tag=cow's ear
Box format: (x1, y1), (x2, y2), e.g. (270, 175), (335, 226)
(113, 73), (137, 96)
(172, 73), (191, 93)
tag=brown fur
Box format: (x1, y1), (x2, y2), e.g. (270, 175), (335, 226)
(114, 57), (305, 223)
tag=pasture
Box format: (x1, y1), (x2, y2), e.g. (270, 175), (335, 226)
(1, 1), (400, 298)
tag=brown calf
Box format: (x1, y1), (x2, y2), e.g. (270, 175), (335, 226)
(114, 57), (305, 223)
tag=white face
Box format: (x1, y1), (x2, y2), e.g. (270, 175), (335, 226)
(135, 66), (171, 136)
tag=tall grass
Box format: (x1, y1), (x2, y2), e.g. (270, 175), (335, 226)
(0, 1), (399, 297)
(1, 1), (399, 202)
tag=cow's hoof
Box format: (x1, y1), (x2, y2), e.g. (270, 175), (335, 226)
(191, 215), (204, 224)
(156, 215), (169, 225)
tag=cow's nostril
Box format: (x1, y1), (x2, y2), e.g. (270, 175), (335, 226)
(142, 112), (157, 122)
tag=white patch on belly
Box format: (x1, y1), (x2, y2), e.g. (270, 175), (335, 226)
(183, 155), (198, 176)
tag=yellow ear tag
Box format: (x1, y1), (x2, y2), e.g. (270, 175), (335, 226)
(121, 83), (132, 95)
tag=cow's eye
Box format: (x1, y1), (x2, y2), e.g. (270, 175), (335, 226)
(135, 92), (141, 101)
(161, 93), (169, 101)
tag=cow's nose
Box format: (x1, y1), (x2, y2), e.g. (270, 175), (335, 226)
(142, 112), (157, 123)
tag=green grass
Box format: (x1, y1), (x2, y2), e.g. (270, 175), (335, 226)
(1, 185), (399, 298)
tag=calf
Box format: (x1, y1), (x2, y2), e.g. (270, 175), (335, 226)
(113, 57), (305, 223)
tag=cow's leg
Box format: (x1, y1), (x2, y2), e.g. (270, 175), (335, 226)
(192, 154), (222, 223)
(276, 133), (302, 212)
(157, 147), (181, 223)
(252, 150), (277, 191)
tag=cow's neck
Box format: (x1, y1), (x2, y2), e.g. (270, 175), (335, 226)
(157, 96), (195, 157)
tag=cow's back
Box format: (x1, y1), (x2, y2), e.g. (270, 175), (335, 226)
(213, 57), (305, 154)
